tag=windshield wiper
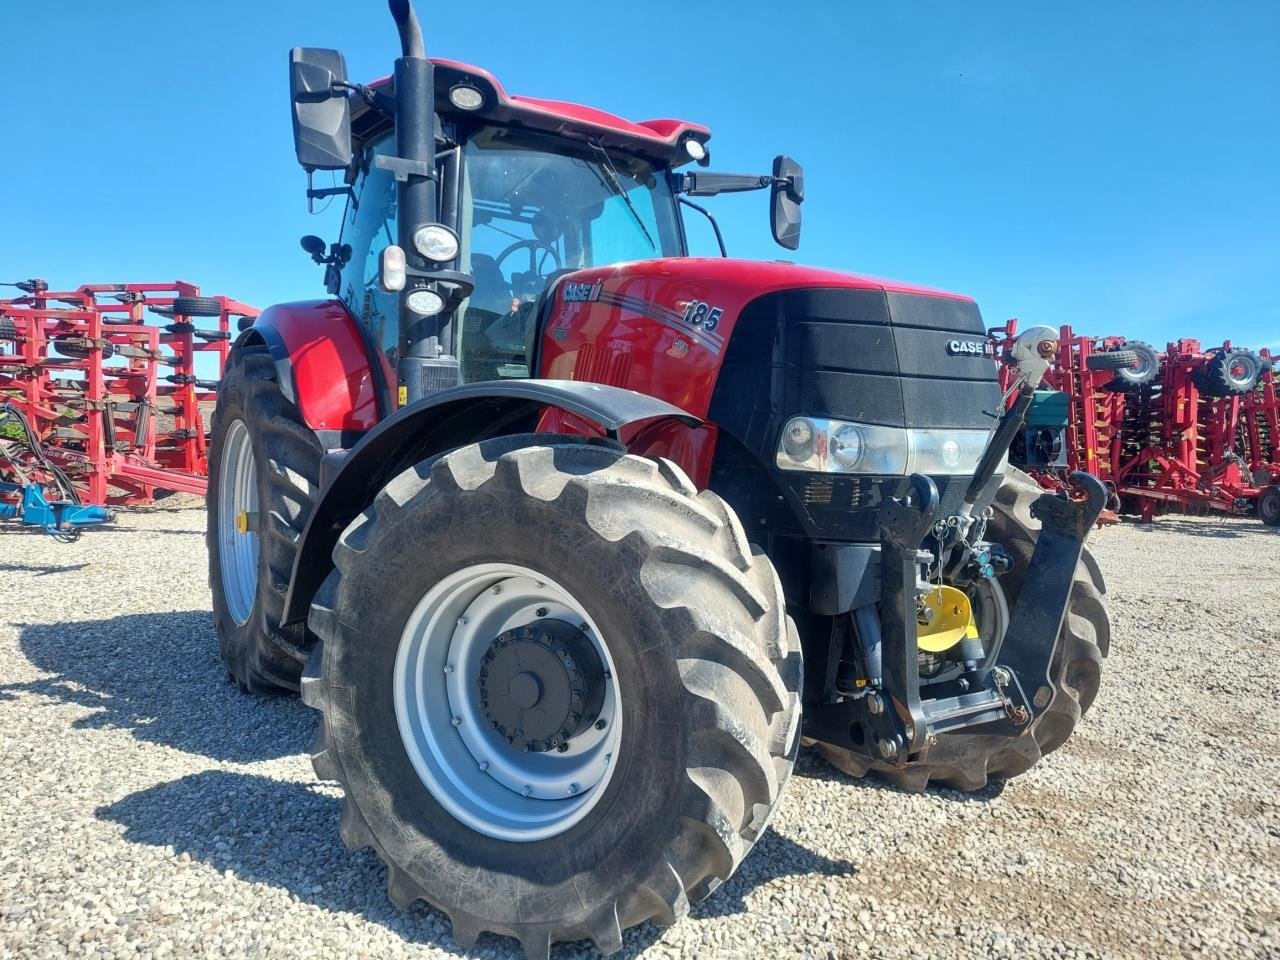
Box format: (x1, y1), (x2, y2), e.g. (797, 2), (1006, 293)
(586, 138), (656, 252)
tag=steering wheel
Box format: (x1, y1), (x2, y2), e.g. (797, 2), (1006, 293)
(495, 238), (561, 293)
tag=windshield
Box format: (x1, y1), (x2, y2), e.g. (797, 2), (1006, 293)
(456, 127), (682, 382)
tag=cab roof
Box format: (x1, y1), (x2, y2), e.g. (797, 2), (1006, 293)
(351, 58), (711, 164)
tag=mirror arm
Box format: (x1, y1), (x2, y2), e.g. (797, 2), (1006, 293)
(677, 197), (727, 258)
(304, 174), (356, 214)
(331, 80), (396, 119)
(673, 171), (772, 197)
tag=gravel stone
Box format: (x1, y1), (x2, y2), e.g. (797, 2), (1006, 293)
(0, 501), (1277, 958)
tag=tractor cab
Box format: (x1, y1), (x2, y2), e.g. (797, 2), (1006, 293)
(290, 48), (801, 402)
(335, 119), (685, 384)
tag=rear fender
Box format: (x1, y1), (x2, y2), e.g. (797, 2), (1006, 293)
(280, 379), (700, 625)
(236, 299), (388, 447)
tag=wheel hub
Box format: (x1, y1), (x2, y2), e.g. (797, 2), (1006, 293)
(478, 619), (606, 753)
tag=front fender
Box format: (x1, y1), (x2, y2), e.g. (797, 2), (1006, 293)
(280, 379), (700, 625)
(236, 299), (387, 446)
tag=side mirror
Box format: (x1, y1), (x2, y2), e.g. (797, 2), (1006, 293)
(289, 47), (353, 171)
(771, 155), (804, 251)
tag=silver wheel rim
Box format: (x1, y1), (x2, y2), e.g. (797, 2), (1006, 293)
(217, 419), (259, 626)
(394, 563), (622, 842)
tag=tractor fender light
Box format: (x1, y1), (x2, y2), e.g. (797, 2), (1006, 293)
(405, 287), (445, 316)
(412, 223), (460, 263)
(380, 244), (407, 293)
(448, 84), (485, 111)
(683, 137), (707, 162)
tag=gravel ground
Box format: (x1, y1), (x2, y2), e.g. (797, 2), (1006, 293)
(1, 501), (1277, 959)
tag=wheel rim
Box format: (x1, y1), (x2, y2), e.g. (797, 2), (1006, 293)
(394, 563), (622, 842)
(217, 419), (260, 626)
(970, 576), (1010, 669)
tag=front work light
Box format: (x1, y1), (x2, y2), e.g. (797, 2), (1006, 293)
(412, 224), (460, 262)
(405, 287), (445, 316)
(448, 84), (485, 111)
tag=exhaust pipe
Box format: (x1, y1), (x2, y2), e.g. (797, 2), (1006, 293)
(388, 0), (454, 403)
(388, 0), (425, 57)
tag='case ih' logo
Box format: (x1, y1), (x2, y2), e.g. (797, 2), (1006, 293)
(947, 339), (988, 356)
(562, 281), (602, 303)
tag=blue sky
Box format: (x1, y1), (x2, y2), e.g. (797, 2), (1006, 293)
(2, 1), (1276, 352)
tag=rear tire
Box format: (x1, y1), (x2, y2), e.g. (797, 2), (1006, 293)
(207, 344), (322, 693)
(302, 435), (802, 958)
(813, 466), (1109, 791)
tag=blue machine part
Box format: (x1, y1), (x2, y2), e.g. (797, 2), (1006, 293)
(0, 479), (113, 539)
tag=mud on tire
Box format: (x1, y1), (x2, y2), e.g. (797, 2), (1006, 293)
(302, 435), (802, 958)
(207, 343), (322, 693)
(814, 466), (1109, 792)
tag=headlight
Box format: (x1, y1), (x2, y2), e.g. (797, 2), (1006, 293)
(775, 417), (992, 475)
(412, 224), (460, 262)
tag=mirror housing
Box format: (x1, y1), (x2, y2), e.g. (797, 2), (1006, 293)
(289, 47), (353, 171)
(771, 155), (804, 250)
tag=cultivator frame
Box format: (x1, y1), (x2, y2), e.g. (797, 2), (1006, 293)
(0, 279), (257, 508)
(994, 320), (1279, 522)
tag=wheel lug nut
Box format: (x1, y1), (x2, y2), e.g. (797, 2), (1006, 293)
(478, 761), (489, 772)
(567, 783), (579, 795)
(535, 607), (548, 617)
(595, 718), (607, 730)
(578, 622), (589, 632)
(443, 664), (454, 674)
(492, 584), (502, 595)
(457, 616), (468, 627)
(451, 716), (462, 726)
(522, 785), (533, 797)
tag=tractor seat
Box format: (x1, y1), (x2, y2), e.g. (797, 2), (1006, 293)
(468, 253), (514, 316)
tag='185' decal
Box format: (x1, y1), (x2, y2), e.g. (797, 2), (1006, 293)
(682, 300), (724, 332)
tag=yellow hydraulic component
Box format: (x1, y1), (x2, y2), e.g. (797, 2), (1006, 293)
(917, 585), (979, 653)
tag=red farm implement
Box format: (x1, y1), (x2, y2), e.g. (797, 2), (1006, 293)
(995, 319), (1279, 524)
(0, 279), (257, 511)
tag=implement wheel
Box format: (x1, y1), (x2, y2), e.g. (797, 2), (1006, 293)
(813, 466), (1109, 791)
(207, 344), (322, 692)
(1196, 348), (1263, 397)
(172, 295), (225, 318)
(1103, 340), (1160, 391)
(1259, 485), (1280, 527)
(302, 435), (801, 958)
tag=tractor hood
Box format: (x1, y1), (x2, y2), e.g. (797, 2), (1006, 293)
(538, 256), (995, 425)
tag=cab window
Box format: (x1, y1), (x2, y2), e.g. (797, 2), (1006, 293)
(337, 137), (399, 360)
(456, 127), (681, 383)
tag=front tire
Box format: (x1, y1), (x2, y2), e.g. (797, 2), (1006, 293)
(302, 436), (802, 958)
(207, 344), (322, 692)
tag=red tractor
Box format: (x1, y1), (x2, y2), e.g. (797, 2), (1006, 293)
(207, 3), (1110, 955)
